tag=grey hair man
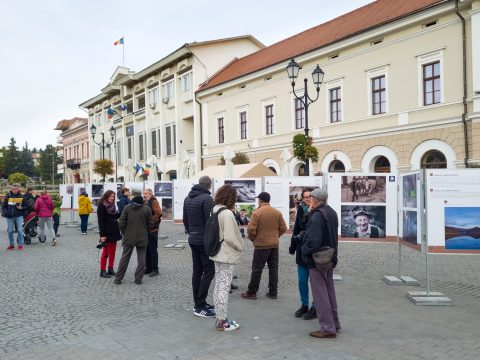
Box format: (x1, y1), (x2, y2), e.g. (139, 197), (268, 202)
(301, 188), (341, 338)
(183, 176), (216, 317)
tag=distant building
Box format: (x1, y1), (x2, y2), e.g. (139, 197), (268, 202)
(55, 117), (89, 183)
(79, 36), (264, 182)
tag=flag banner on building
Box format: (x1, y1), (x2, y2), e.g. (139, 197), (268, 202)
(107, 108), (116, 119)
(114, 37), (124, 46)
(135, 163), (143, 176)
(144, 164), (151, 176)
(118, 104), (127, 111)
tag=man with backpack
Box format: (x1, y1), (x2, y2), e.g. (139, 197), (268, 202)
(183, 176), (215, 318)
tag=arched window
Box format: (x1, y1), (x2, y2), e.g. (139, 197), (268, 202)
(374, 156), (391, 173)
(268, 167), (277, 174)
(421, 150), (447, 169)
(328, 160), (345, 173)
(298, 164), (306, 176)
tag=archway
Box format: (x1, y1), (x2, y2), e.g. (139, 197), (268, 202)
(321, 151), (352, 173)
(361, 146), (398, 173)
(374, 156), (391, 173)
(262, 158), (280, 174)
(328, 160), (345, 172)
(410, 139), (456, 169)
(421, 150), (447, 168)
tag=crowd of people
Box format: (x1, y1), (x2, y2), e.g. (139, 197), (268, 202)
(2, 176), (341, 338)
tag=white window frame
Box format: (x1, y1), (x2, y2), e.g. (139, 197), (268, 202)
(215, 112), (226, 145)
(135, 93), (146, 111)
(262, 98), (276, 136)
(292, 96), (305, 130)
(366, 65), (389, 116)
(116, 138), (123, 165)
(325, 78), (344, 124)
(94, 112), (102, 127)
(416, 49), (445, 107)
(138, 132), (146, 160)
(181, 72), (192, 93)
(236, 106), (248, 141)
(148, 87), (159, 109)
(163, 80), (175, 100)
(165, 123), (176, 156)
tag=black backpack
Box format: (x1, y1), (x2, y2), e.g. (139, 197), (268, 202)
(203, 207), (229, 257)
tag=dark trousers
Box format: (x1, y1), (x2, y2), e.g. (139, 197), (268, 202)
(247, 247), (279, 295)
(52, 214), (60, 235)
(115, 244), (147, 282)
(146, 231), (159, 273)
(79, 214), (89, 233)
(309, 268), (340, 334)
(190, 244), (215, 309)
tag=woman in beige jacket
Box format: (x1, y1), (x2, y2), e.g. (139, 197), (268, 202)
(210, 184), (244, 331)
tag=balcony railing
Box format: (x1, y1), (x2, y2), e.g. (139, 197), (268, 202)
(66, 158), (81, 170)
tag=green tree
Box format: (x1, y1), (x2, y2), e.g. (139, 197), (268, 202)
(38, 144), (61, 183)
(4, 137), (20, 177)
(217, 152), (250, 165)
(19, 142), (35, 177)
(93, 159), (114, 182)
(292, 134), (318, 164)
(8, 172), (28, 186)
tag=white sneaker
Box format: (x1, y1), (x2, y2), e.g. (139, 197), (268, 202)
(51, 238), (57, 246)
(216, 319), (240, 331)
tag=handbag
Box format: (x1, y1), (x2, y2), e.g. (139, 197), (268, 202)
(312, 246), (334, 271)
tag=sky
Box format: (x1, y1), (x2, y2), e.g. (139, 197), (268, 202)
(0, 0), (373, 150)
(445, 207), (480, 228)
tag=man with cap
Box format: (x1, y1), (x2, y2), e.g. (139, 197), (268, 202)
(352, 207), (385, 238)
(241, 191), (287, 300)
(2, 186), (27, 250)
(301, 188), (340, 338)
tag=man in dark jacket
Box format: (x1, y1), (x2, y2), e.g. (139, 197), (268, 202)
(2, 186), (27, 250)
(117, 187), (131, 215)
(23, 188), (36, 218)
(144, 188), (162, 277)
(115, 196), (152, 285)
(301, 188), (341, 339)
(183, 176), (215, 317)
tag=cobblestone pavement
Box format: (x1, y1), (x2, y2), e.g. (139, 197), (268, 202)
(1, 213), (480, 360)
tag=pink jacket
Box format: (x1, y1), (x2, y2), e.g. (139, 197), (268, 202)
(34, 195), (54, 218)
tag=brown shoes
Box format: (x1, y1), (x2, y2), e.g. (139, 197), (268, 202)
(309, 330), (337, 338)
(240, 292), (257, 300)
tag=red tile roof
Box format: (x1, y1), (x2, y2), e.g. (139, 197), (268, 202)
(199, 0), (448, 91)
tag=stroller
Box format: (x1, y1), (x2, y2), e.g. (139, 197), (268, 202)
(23, 211), (45, 245)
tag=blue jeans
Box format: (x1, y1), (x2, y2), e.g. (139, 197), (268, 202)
(7, 216), (24, 246)
(80, 214), (89, 233)
(298, 264), (314, 308)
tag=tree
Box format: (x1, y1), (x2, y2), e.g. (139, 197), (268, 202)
(4, 137), (20, 177)
(93, 159), (114, 182)
(19, 142), (35, 177)
(217, 152), (250, 165)
(8, 172), (28, 186)
(292, 134), (318, 164)
(38, 144), (61, 183)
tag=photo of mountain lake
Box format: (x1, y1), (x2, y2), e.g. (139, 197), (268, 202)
(445, 207), (480, 250)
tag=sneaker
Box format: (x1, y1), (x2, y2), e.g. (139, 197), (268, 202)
(81, 232), (86, 235)
(7, 245), (15, 250)
(265, 292), (277, 299)
(295, 305), (309, 318)
(17, 245), (23, 251)
(303, 307), (317, 320)
(194, 307), (216, 318)
(51, 238), (57, 246)
(149, 271), (159, 277)
(216, 319), (240, 331)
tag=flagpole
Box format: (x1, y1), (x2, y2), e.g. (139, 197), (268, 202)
(122, 35), (125, 67)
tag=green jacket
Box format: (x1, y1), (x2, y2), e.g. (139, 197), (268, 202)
(52, 196), (62, 216)
(118, 203), (152, 247)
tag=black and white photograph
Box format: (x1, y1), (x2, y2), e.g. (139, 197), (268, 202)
(341, 176), (386, 203)
(402, 210), (418, 245)
(289, 186), (318, 230)
(116, 183), (123, 192)
(154, 182), (173, 198)
(224, 180), (256, 203)
(92, 184), (104, 198)
(66, 185), (73, 195)
(161, 198), (173, 221)
(341, 205), (386, 238)
(402, 174), (417, 208)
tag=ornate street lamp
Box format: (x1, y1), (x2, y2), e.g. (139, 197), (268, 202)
(90, 123), (115, 182)
(286, 58), (324, 176)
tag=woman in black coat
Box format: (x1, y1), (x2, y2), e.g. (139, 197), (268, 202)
(97, 190), (122, 278)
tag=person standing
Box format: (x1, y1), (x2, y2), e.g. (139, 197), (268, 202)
(78, 191), (93, 235)
(97, 190), (122, 278)
(34, 190), (57, 246)
(301, 188), (341, 338)
(117, 187), (131, 215)
(52, 194), (62, 237)
(143, 188), (162, 277)
(241, 192), (287, 300)
(289, 187), (316, 320)
(210, 185), (244, 331)
(115, 196), (152, 285)
(23, 188), (36, 218)
(183, 176), (215, 317)
(2, 186), (27, 250)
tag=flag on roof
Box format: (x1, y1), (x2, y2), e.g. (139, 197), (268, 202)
(114, 37), (124, 46)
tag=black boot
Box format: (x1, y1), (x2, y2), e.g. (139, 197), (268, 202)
(107, 268), (116, 276)
(100, 270), (111, 278)
(303, 307), (317, 320)
(295, 305), (309, 318)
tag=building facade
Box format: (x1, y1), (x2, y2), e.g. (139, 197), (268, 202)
(55, 118), (89, 183)
(79, 36), (264, 182)
(197, 0), (480, 175)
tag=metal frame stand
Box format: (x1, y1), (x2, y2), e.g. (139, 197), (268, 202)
(382, 242), (419, 286)
(164, 224), (185, 250)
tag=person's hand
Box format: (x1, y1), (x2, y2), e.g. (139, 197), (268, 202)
(100, 237), (107, 242)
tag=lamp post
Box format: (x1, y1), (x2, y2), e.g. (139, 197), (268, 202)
(286, 58), (324, 176)
(89, 123), (115, 182)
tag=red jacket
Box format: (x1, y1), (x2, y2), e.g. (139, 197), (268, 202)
(34, 195), (54, 218)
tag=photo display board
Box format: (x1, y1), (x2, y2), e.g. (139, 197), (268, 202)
(59, 184), (73, 209)
(327, 173), (397, 238)
(124, 182), (144, 197)
(73, 183), (86, 210)
(425, 169), (480, 251)
(145, 181), (174, 221)
(173, 179), (196, 222)
(86, 183), (105, 212)
(213, 178), (262, 216)
(264, 176), (324, 230)
(399, 171), (422, 247)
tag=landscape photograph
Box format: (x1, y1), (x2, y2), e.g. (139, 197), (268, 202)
(445, 207), (480, 250)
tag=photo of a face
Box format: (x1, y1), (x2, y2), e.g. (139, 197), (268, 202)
(341, 205), (386, 238)
(224, 180), (256, 203)
(445, 207), (480, 250)
(403, 174), (417, 208)
(154, 182), (173, 198)
(341, 176), (386, 203)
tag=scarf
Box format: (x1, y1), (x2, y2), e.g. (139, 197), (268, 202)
(103, 200), (117, 215)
